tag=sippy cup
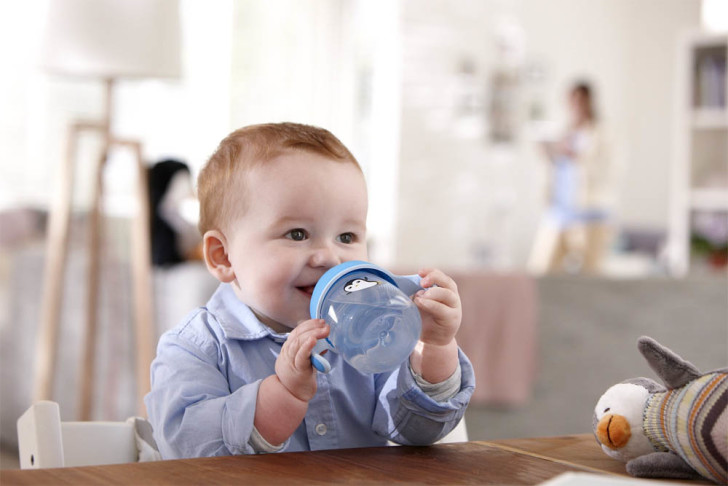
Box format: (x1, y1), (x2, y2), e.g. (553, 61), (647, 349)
(309, 261), (424, 374)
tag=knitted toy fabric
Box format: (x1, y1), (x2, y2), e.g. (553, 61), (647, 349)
(592, 336), (727, 484)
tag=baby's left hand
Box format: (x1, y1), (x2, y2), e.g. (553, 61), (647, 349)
(413, 269), (462, 346)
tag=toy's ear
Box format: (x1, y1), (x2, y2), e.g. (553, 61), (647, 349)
(637, 336), (700, 390)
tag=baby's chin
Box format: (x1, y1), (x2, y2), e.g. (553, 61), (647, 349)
(255, 309), (313, 334)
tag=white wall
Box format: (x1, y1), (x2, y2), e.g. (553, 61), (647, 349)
(0, 1), (53, 210)
(518, 0), (701, 231)
(393, 0), (702, 269)
(229, 0), (403, 265)
(0, 0), (703, 271)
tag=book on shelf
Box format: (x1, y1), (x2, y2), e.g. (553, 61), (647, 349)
(694, 46), (726, 109)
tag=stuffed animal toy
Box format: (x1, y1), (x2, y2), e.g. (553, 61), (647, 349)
(593, 336), (726, 484)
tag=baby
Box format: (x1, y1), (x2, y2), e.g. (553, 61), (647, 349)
(145, 123), (475, 457)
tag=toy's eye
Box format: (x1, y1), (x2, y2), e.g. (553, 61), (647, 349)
(604, 407), (610, 413)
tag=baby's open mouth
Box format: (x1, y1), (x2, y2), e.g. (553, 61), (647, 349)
(297, 285), (316, 296)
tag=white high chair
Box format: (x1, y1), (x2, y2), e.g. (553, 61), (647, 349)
(387, 418), (468, 447)
(17, 401), (159, 469)
(437, 418), (469, 444)
(18, 401), (466, 468)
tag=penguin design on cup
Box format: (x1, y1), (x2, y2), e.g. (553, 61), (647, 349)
(344, 277), (380, 294)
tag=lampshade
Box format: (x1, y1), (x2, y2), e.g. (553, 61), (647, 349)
(41, 0), (181, 79)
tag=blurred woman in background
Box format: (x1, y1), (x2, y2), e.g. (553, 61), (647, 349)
(529, 81), (617, 275)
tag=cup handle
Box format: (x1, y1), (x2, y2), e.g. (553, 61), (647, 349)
(392, 274), (426, 297)
(310, 339), (333, 373)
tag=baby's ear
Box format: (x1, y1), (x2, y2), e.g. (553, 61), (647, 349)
(202, 230), (235, 283)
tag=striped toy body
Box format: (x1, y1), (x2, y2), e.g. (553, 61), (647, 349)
(643, 372), (728, 484)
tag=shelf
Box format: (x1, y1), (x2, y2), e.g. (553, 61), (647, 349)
(687, 31), (728, 48)
(692, 108), (728, 129)
(668, 31), (728, 277)
(689, 189), (728, 211)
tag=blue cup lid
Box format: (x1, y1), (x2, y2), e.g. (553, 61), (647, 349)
(309, 261), (398, 319)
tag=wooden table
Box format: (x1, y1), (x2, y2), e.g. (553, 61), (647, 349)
(0, 434), (706, 485)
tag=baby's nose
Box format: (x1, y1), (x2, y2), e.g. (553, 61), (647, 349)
(309, 243), (341, 268)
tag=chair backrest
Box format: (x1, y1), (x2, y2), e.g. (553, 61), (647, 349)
(436, 418), (469, 444)
(388, 418), (468, 446)
(17, 401), (137, 469)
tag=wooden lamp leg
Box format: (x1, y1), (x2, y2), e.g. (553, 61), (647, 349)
(77, 138), (155, 419)
(78, 146), (107, 421)
(78, 80), (112, 418)
(129, 140), (155, 417)
(35, 84), (155, 419)
(33, 123), (79, 403)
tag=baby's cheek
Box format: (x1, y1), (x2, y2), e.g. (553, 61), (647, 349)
(292, 308), (313, 327)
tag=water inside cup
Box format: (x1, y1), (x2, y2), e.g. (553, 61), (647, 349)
(321, 270), (421, 374)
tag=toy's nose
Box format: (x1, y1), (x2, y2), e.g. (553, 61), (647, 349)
(596, 413), (631, 450)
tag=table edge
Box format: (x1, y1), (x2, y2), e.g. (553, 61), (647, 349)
(479, 437), (625, 477)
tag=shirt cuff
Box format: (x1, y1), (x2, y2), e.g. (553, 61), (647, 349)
(410, 362), (462, 403)
(248, 426), (286, 453)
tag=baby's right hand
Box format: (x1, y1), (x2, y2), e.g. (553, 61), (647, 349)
(275, 319), (329, 402)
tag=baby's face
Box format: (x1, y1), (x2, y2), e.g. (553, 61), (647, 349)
(225, 151), (368, 332)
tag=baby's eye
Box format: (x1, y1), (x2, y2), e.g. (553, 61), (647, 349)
(286, 229), (308, 241)
(338, 232), (355, 244)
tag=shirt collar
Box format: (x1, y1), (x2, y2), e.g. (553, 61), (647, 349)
(207, 283), (289, 342)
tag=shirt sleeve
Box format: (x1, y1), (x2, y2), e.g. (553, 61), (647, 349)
(371, 348), (475, 445)
(412, 362), (462, 403)
(248, 426), (285, 453)
(144, 316), (286, 459)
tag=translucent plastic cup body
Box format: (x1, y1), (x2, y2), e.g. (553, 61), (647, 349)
(319, 270), (421, 374)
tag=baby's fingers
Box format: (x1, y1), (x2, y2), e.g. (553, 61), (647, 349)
(418, 268), (457, 292)
(414, 294), (458, 320)
(283, 320), (327, 362)
(415, 286), (459, 309)
(289, 320), (328, 345)
(294, 335), (320, 371)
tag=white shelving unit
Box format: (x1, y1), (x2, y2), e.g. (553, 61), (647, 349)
(668, 31), (728, 276)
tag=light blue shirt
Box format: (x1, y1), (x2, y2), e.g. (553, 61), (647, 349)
(145, 283), (475, 459)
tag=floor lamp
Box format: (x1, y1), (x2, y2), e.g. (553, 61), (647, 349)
(35, 0), (181, 420)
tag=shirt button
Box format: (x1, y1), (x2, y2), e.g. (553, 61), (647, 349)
(315, 423), (327, 436)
